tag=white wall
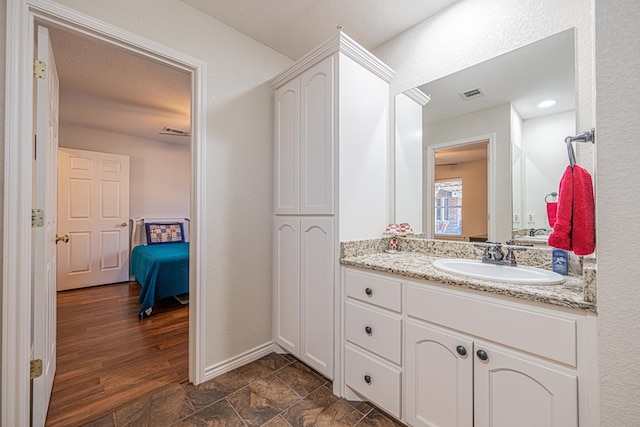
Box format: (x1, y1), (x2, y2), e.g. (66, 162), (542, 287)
(59, 125), (190, 219)
(521, 110), (574, 229)
(395, 93), (423, 233)
(338, 53), (389, 241)
(50, 0), (293, 368)
(0, 0), (5, 405)
(425, 103), (511, 242)
(510, 106), (524, 229)
(595, 0), (640, 425)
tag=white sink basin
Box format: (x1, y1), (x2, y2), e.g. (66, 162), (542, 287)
(527, 235), (549, 242)
(433, 259), (565, 285)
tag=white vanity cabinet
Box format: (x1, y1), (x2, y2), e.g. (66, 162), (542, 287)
(274, 57), (334, 215)
(272, 33), (393, 381)
(274, 216), (334, 377)
(405, 322), (577, 427)
(344, 269), (403, 418)
(342, 266), (597, 426)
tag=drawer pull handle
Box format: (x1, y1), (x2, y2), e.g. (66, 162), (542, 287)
(364, 375), (372, 384)
(456, 345), (467, 356)
(476, 349), (488, 361)
(365, 326), (372, 335)
(365, 287), (373, 296)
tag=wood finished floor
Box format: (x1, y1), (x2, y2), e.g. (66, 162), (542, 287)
(46, 281), (189, 426)
(48, 282), (405, 426)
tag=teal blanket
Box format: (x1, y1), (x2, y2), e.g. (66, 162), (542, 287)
(131, 242), (189, 317)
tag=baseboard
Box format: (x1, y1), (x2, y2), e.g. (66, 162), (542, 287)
(202, 341), (275, 382)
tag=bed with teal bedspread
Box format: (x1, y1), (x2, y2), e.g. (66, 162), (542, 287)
(131, 242), (189, 318)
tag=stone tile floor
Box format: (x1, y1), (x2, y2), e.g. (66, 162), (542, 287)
(83, 352), (406, 426)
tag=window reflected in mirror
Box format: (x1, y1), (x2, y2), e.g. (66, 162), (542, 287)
(435, 179), (462, 236)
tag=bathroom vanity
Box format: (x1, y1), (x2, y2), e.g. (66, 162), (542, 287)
(339, 240), (598, 427)
(270, 32), (393, 380)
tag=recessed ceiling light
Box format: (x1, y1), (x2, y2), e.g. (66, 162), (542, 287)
(537, 99), (557, 108)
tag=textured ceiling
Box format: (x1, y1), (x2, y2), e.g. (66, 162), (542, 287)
(48, 1), (461, 145)
(49, 28), (191, 145)
(419, 29), (575, 123)
(180, 0), (459, 60)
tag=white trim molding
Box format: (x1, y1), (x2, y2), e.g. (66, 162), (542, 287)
(203, 342), (275, 381)
(270, 31), (394, 88)
(2, 0), (208, 424)
(403, 88), (431, 106)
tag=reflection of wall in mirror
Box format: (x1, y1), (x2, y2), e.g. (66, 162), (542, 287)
(395, 92), (423, 234)
(521, 110), (575, 229)
(511, 105), (524, 229)
(425, 103), (511, 242)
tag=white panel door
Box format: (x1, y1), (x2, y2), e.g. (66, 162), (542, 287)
(273, 217), (300, 355)
(32, 25), (60, 427)
(474, 341), (578, 427)
(405, 321), (473, 427)
(57, 148), (130, 290)
(274, 78), (300, 214)
(300, 217), (334, 377)
(300, 56), (334, 215)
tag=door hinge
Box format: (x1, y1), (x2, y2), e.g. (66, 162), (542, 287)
(30, 359), (43, 379)
(33, 59), (46, 79)
(32, 208), (44, 228)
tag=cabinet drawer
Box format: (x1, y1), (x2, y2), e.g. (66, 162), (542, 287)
(345, 269), (402, 312)
(406, 283), (577, 367)
(345, 345), (401, 418)
(346, 301), (402, 364)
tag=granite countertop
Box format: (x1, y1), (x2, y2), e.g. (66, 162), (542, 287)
(340, 251), (596, 313)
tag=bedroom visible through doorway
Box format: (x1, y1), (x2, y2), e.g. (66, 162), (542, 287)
(46, 25), (193, 425)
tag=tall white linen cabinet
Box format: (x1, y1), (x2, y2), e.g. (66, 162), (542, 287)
(270, 32), (393, 380)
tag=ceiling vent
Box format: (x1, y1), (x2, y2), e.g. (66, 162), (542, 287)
(159, 127), (190, 137)
(459, 87), (486, 101)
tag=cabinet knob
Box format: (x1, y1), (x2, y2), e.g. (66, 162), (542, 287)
(365, 287), (373, 296)
(476, 349), (488, 361)
(365, 326), (372, 335)
(456, 345), (467, 356)
(364, 375), (371, 384)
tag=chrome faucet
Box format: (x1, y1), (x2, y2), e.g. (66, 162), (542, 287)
(529, 228), (550, 236)
(474, 242), (505, 264)
(476, 242), (528, 266)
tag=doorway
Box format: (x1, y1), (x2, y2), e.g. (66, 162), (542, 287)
(425, 135), (496, 241)
(434, 141), (488, 241)
(3, 2), (207, 424)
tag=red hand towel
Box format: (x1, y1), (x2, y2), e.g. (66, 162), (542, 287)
(548, 166), (573, 251)
(571, 165), (595, 255)
(546, 201), (558, 228)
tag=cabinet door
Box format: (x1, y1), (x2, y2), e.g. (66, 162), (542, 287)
(300, 56), (334, 215)
(300, 217), (334, 377)
(274, 78), (300, 214)
(405, 321), (473, 427)
(273, 217), (300, 354)
(474, 341), (578, 427)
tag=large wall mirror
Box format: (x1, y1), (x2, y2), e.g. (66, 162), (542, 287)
(395, 28), (576, 243)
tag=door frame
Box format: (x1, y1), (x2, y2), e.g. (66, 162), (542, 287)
(425, 133), (496, 240)
(3, 1), (208, 425)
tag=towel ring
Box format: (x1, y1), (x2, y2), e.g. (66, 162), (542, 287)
(545, 192), (558, 203)
(564, 128), (595, 168)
